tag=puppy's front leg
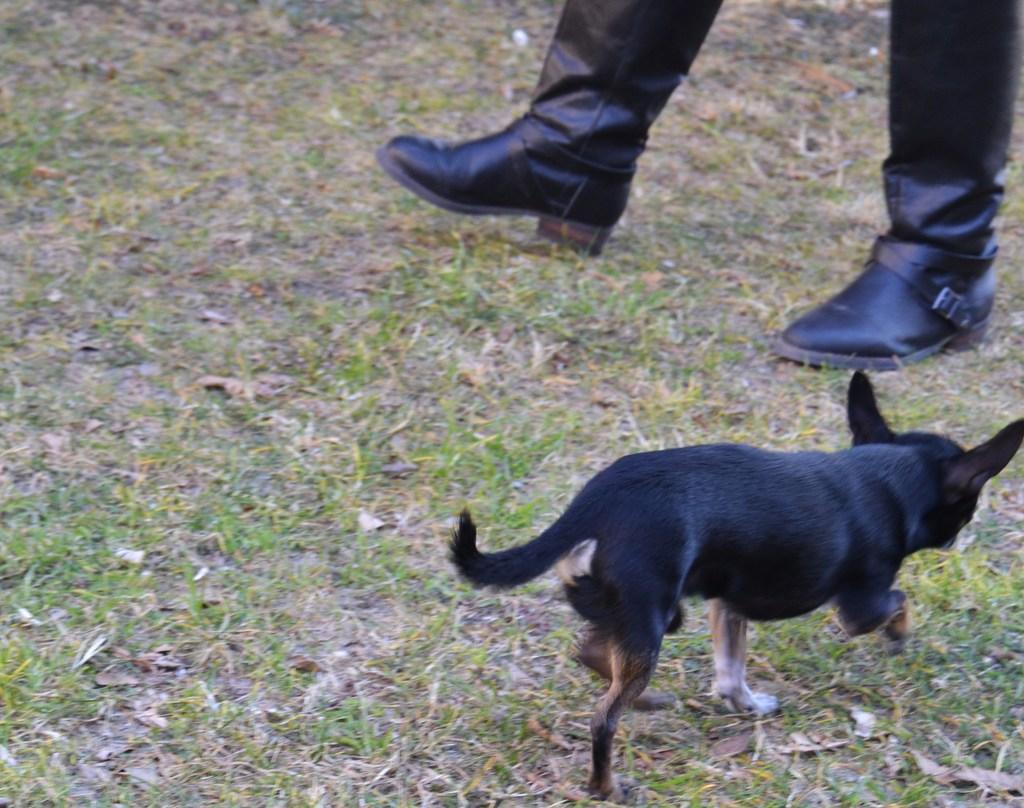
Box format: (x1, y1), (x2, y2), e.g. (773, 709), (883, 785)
(882, 590), (911, 651)
(708, 599), (779, 715)
(837, 588), (910, 651)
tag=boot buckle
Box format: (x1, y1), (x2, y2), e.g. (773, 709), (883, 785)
(931, 287), (971, 329)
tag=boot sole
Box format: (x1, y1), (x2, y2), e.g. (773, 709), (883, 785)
(375, 145), (613, 255)
(771, 319), (989, 371)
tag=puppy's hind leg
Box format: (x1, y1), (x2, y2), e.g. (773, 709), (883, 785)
(708, 599), (778, 715)
(587, 642), (658, 803)
(576, 628), (676, 711)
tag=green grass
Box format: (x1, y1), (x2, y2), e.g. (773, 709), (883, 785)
(2, 0), (1024, 804)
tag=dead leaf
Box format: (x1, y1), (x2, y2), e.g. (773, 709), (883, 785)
(198, 589), (223, 607)
(685, 697), (715, 714)
(114, 547), (145, 566)
(82, 419), (104, 433)
(526, 718), (573, 751)
(913, 751), (1024, 793)
(884, 743), (905, 777)
(197, 372), (292, 399)
(289, 656), (323, 673)
(117, 646), (187, 673)
(593, 272), (627, 293)
(200, 309), (232, 324)
(777, 731), (850, 755)
(72, 634), (108, 670)
(357, 510), (385, 531)
(912, 750), (955, 783)
(987, 646), (1019, 662)
(123, 764), (161, 787)
(144, 653), (186, 671)
(134, 708), (168, 729)
(95, 744), (130, 762)
(851, 708), (876, 738)
(458, 364), (487, 388)
(0, 745), (17, 768)
(380, 461), (417, 476)
(252, 373), (293, 397)
(590, 389), (618, 408)
(95, 668), (141, 687)
(197, 375), (249, 398)
(641, 271), (664, 290)
(710, 730), (752, 758)
(76, 763), (113, 784)
(213, 231), (253, 249)
(32, 165), (65, 180)
(792, 60), (856, 95)
(694, 103), (719, 122)
(955, 765), (1024, 793)
(40, 432), (68, 454)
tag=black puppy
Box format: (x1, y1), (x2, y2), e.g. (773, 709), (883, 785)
(450, 373), (1023, 802)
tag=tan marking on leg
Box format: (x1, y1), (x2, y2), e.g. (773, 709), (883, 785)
(587, 646), (655, 802)
(709, 599), (778, 715)
(883, 599), (911, 650)
(576, 630), (674, 711)
(576, 630), (613, 680)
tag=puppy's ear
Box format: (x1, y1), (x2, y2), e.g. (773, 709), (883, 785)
(943, 419), (1024, 501)
(847, 372), (894, 446)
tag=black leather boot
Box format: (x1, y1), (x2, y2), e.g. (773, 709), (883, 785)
(376, 0), (723, 254)
(775, 0), (1020, 370)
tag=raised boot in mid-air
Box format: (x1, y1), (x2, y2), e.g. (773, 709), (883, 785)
(377, 0), (723, 254)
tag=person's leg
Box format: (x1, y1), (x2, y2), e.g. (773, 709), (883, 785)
(775, 0), (1021, 370)
(377, 0), (723, 254)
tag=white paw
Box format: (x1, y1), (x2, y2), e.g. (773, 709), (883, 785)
(748, 691), (779, 716)
(717, 686), (779, 715)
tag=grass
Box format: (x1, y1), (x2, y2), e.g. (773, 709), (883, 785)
(2, 0), (1023, 805)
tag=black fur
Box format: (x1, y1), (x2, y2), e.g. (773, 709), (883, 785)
(450, 508), (577, 588)
(449, 373), (1024, 799)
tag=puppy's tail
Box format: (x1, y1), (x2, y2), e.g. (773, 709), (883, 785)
(449, 509), (577, 588)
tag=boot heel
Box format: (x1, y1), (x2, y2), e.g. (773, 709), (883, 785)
(537, 216), (612, 256)
(946, 319), (989, 352)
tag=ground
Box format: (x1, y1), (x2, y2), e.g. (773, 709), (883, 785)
(1, 0), (1023, 805)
